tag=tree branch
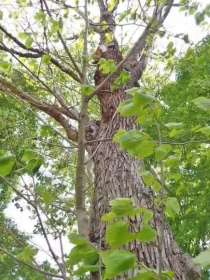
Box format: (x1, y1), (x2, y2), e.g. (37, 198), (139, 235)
(42, 0), (83, 78)
(0, 76), (78, 142)
(0, 247), (63, 279)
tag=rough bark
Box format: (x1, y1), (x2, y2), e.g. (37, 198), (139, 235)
(87, 41), (200, 280)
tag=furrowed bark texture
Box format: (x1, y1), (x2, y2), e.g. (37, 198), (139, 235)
(88, 42), (200, 279)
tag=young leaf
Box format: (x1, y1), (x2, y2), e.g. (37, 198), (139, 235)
(69, 244), (98, 265)
(101, 250), (136, 279)
(25, 37), (34, 49)
(0, 155), (14, 177)
(41, 54), (51, 64)
(165, 197), (180, 218)
(155, 147), (168, 161)
(110, 198), (133, 216)
(137, 225), (157, 242)
(81, 85), (95, 95)
(0, 61), (11, 71)
(69, 233), (87, 245)
(106, 220), (134, 247)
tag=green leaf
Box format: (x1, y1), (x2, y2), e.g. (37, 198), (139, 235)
(137, 140), (155, 159)
(193, 249), (210, 269)
(0, 155), (14, 177)
(21, 150), (39, 161)
(18, 246), (37, 262)
(192, 97), (210, 111)
(155, 147), (168, 161)
(102, 211), (117, 221)
(137, 225), (157, 242)
(34, 185), (45, 194)
(25, 158), (43, 173)
(106, 220), (134, 247)
(74, 264), (99, 275)
(165, 122), (183, 129)
(81, 85), (95, 95)
(117, 99), (141, 116)
(129, 269), (157, 280)
(142, 210), (153, 224)
(98, 58), (117, 74)
(101, 250), (136, 279)
(18, 32), (29, 40)
(41, 54), (51, 64)
(40, 125), (54, 136)
(34, 11), (46, 23)
(69, 233), (87, 245)
(50, 19), (60, 33)
(25, 37), (34, 49)
(109, 198), (133, 216)
(69, 244), (98, 265)
(165, 197), (180, 218)
(0, 61), (11, 71)
(133, 89), (155, 107)
(41, 191), (52, 206)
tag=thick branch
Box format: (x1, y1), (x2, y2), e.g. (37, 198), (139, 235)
(0, 76), (78, 142)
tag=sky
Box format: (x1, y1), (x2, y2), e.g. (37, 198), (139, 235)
(3, 0), (210, 266)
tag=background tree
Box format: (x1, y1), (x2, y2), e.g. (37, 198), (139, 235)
(0, 0), (209, 279)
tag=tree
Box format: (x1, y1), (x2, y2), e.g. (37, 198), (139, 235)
(0, 0), (209, 279)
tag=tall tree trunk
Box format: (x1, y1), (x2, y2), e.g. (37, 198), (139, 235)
(88, 41), (200, 279)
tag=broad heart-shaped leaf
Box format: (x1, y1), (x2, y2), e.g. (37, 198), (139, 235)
(193, 249), (210, 269)
(81, 84), (95, 95)
(73, 264), (99, 276)
(165, 197), (180, 218)
(136, 140), (155, 159)
(109, 198), (133, 216)
(69, 233), (87, 245)
(155, 147), (167, 161)
(25, 158), (44, 174)
(155, 146), (169, 161)
(192, 96), (210, 111)
(41, 191), (52, 206)
(114, 130), (155, 159)
(106, 220), (134, 247)
(133, 88), (155, 107)
(69, 244), (99, 265)
(25, 36), (34, 49)
(142, 210), (153, 224)
(0, 155), (14, 177)
(102, 211), (117, 221)
(41, 54), (51, 64)
(21, 149), (39, 161)
(137, 225), (157, 242)
(117, 99), (142, 116)
(101, 250), (136, 279)
(0, 61), (11, 71)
